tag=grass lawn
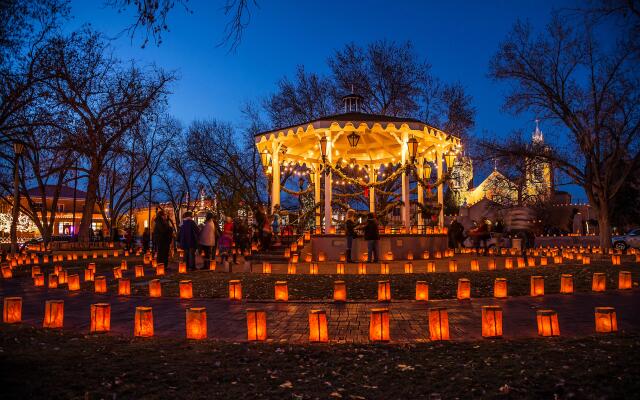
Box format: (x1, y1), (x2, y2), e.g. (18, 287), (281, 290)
(0, 324), (638, 399)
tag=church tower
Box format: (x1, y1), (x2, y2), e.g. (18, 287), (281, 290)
(525, 120), (553, 201)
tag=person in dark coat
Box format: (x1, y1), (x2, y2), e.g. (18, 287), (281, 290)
(448, 218), (465, 249)
(363, 213), (380, 263)
(233, 218), (250, 264)
(344, 209), (358, 263)
(153, 209), (174, 268)
(142, 228), (150, 253)
(178, 211), (200, 270)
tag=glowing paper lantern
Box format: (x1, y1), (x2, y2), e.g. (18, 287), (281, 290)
(333, 281), (347, 302)
(118, 278), (131, 295)
(404, 262), (414, 274)
(228, 280), (242, 300)
(594, 307), (617, 333)
(135, 265), (144, 278)
(427, 261), (436, 273)
(582, 256), (591, 265)
(377, 280), (391, 302)
(113, 267), (122, 280)
(178, 262), (187, 274)
(415, 281), (429, 301)
(517, 257), (526, 269)
(448, 260), (457, 272)
(336, 263), (344, 274)
(33, 273), (44, 287)
(209, 259), (216, 271)
(560, 274), (573, 294)
(43, 300), (64, 328)
(57, 270), (67, 285)
(94, 276), (107, 293)
(149, 279), (162, 297)
(246, 309), (267, 341)
(120, 260), (128, 270)
(134, 307), (154, 337)
(505, 258), (513, 270)
(380, 262), (389, 274)
(67, 274), (80, 291)
(156, 263), (165, 276)
(31, 265), (41, 278)
(406, 251), (414, 261)
(481, 306), (502, 338)
(291, 254), (299, 263)
(179, 280), (193, 299)
(611, 255), (621, 265)
(536, 309), (560, 337)
(358, 262), (367, 275)
(540, 257), (548, 266)
(3, 297), (22, 323)
(457, 278), (471, 300)
(488, 258), (497, 271)
(527, 258), (536, 267)
(287, 263), (297, 274)
(186, 307), (207, 339)
(435, 251), (442, 259)
(84, 268), (94, 282)
(369, 308), (390, 342)
(90, 303), (111, 333)
(592, 272), (606, 292)
(530, 276), (544, 297)
(429, 307), (450, 341)
(262, 262), (272, 274)
(307, 262), (318, 275)
(470, 259), (480, 272)
(308, 309), (329, 343)
(48, 274), (58, 288)
(274, 281), (288, 301)
(422, 251), (430, 260)
(305, 253), (313, 263)
(1, 266), (11, 279)
(317, 251), (326, 262)
(619, 271), (632, 290)
(494, 278), (507, 298)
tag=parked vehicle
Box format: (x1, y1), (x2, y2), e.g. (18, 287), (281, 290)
(611, 228), (640, 250)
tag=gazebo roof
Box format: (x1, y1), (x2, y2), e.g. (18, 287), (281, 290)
(255, 112), (461, 168)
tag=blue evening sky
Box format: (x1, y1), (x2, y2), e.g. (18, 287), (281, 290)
(67, 0), (586, 199)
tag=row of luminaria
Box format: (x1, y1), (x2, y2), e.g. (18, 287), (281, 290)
(1, 297), (619, 341)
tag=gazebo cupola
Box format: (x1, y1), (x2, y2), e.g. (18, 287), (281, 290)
(255, 95), (462, 233)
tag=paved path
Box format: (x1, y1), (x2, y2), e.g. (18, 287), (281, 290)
(2, 277), (639, 343)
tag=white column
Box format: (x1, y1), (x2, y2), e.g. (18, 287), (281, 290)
(323, 137), (333, 232)
(271, 143), (280, 212)
(417, 159), (424, 228)
(436, 151), (444, 227)
(369, 164), (376, 213)
(314, 164), (321, 227)
(401, 133), (410, 229)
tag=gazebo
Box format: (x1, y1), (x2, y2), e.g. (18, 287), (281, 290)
(255, 94), (462, 235)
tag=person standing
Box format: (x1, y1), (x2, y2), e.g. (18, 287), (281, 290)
(254, 203), (266, 250)
(363, 213), (380, 263)
(344, 209), (358, 263)
(219, 216), (234, 263)
(153, 209), (174, 268)
(507, 206), (535, 260)
(233, 218), (250, 265)
(272, 204), (281, 246)
(178, 211), (200, 271)
(199, 212), (216, 269)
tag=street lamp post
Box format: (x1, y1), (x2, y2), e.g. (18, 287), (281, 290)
(10, 142), (24, 256)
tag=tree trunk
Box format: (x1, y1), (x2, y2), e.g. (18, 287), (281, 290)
(78, 165), (101, 243)
(597, 201), (612, 250)
(9, 154), (20, 256)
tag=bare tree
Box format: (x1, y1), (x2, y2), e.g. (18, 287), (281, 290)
(37, 29), (176, 242)
(107, 0), (258, 50)
(488, 14), (640, 248)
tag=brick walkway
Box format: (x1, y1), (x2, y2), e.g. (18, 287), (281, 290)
(2, 277), (639, 343)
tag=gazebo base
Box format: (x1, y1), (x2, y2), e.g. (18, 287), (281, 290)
(311, 234), (448, 262)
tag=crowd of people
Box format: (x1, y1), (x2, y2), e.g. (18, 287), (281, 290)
(148, 204), (284, 270)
